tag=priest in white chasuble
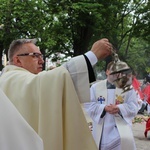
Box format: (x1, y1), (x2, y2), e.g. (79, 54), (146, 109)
(0, 38), (112, 150)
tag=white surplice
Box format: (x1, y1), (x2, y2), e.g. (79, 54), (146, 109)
(0, 89), (43, 150)
(84, 79), (138, 150)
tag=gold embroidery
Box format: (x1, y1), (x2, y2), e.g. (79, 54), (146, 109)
(115, 94), (124, 104)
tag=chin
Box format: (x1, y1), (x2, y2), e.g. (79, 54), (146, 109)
(33, 70), (41, 74)
(38, 69), (43, 73)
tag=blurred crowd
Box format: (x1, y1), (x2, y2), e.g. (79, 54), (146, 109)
(133, 73), (150, 115)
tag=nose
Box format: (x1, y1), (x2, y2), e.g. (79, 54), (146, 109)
(39, 57), (44, 64)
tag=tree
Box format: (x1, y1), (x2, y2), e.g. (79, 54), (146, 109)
(0, 0), (149, 79)
(0, 0), (53, 69)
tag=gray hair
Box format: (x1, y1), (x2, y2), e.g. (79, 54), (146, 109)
(8, 38), (37, 63)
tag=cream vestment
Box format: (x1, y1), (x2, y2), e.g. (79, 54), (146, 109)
(0, 89), (43, 150)
(0, 55), (97, 150)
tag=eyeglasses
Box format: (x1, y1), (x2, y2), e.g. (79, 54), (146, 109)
(17, 52), (43, 59)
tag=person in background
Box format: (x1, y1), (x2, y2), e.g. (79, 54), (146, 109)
(84, 61), (138, 150)
(142, 74), (150, 114)
(0, 38), (112, 150)
(132, 75), (146, 114)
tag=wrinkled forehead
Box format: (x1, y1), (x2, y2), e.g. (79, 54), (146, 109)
(21, 43), (40, 53)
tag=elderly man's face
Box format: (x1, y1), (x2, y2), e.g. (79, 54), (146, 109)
(13, 43), (44, 74)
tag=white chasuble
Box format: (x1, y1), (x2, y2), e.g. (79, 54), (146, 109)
(84, 79), (138, 150)
(0, 89), (43, 150)
(0, 64), (97, 150)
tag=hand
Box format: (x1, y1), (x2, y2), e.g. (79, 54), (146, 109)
(91, 38), (112, 60)
(105, 104), (120, 114)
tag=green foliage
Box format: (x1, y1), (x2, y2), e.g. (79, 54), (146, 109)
(0, 0), (149, 79)
(146, 67), (150, 73)
(123, 38), (150, 78)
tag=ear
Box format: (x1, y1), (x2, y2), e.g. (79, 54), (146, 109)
(106, 69), (109, 76)
(13, 56), (22, 67)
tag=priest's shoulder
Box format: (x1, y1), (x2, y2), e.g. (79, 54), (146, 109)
(39, 66), (69, 77)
